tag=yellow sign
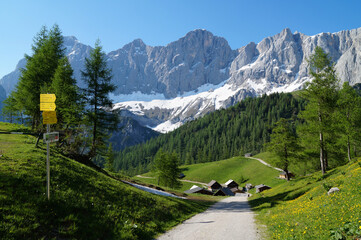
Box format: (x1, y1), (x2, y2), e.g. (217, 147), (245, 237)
(40, 94), (56, 103)
(40, 103), (56, 111)
(43, 111), (57, 124)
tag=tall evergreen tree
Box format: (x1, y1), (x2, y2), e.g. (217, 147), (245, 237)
(10, 24), (65, 130)
(301, 46), (339, 174)
(50, 57), (83, 129)
(81, 40), (118, 158)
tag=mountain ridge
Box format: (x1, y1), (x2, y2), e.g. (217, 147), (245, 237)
(1, 27), (361, 133)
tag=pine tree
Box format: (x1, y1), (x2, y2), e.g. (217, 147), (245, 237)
(302, 46), (339, 174)
(81, 40), (118, 158)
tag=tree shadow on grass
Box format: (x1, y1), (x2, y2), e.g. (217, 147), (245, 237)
(248, 187), (311, 211)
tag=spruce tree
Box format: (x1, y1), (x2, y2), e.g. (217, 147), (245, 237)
(81, 40), (118, 158)
(11, 24), (65, 130)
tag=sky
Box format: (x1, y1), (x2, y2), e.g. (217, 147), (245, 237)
(1, 0), (361, 78)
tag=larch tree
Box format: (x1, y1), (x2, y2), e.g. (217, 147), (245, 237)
(302, 46), (339, 174)
(81, 40), (118, 158)
(335, 82), (361, 161)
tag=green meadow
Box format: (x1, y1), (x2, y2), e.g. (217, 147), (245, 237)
(0, 122), (212, 240)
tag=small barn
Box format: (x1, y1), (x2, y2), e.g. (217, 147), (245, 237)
(244, 153), (252, 157)
(279, 171), (295, 179)
(255, 184), (271, 193)
(184, 185), (213, 195)
(230, 187), (244, 194)
(225, 179), (239, 189)
(245, 183), (254, 191)
(213, 187), (235, 196)
(207, 180), (222, 192)
(178, 173), (186, 179)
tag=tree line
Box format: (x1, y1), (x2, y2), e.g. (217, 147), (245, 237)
(1, 25), (118, 161)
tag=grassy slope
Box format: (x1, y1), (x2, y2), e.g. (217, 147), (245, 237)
(249, 155), (361, 239)
(0, 122), (211, 240)
(140, 156), (283, 193)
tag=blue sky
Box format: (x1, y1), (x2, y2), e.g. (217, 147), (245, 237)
(1, 0), (361, 78)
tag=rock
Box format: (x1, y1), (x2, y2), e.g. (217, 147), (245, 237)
(328, 187), (340, 195)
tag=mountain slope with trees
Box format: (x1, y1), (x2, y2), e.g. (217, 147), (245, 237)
(115, 92), (307, 175)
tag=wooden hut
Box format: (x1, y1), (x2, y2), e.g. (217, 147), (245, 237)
(207, 180), (222, 192)
(279, 171), (295, 179)
(184, 185), (213, 195)
(255, 184), (271, 193)
(225, 179), (239, 189)
(213, 187), (235, 196)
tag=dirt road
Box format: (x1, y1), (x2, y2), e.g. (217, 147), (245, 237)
(157, 196), (260, 240)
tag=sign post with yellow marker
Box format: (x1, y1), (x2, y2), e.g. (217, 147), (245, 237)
(40, 94), (58, 200)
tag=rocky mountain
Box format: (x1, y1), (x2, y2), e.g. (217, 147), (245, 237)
(1, 27), (361, 134)
(109, 116), (159, 151)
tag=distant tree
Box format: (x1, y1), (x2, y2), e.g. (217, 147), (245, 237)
(105, 143), (115, 172)
(335, 82), (361, 161)
(301, 46), (339, 174)
(267, 118), (300, 181)
(81, 40), (118, 158)
(2, 92), (22, 123)
(153, 149), (182, 189)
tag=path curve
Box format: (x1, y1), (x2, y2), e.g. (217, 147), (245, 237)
(157, 196), (260, 240)
(246, 157), (283, 172)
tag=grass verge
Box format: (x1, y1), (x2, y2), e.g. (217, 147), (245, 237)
(0, 122), (213, 239)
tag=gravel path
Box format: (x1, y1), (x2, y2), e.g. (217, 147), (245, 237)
(157, 196), (260, 240)
(246, 156), (283, 172)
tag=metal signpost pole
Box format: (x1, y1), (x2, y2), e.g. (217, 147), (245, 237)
(46, 124), (50, 200)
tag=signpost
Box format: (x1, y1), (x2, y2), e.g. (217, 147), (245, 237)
(40, 94), (57, 200)
(43, 111), (57, 124)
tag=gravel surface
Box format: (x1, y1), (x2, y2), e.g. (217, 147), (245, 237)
(157, 196), (260, 240)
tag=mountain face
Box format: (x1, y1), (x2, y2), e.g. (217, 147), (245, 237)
(1, 28), (361, 133)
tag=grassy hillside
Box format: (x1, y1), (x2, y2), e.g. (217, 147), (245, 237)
(140, 156), (283, 191)
(0, 122), (211, 240)
(249, 157), (361, 239)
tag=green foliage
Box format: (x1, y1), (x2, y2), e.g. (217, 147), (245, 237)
(11, 24), (65, 130)
(0, 122), (210, 239)
(81, 40), (118, 158)
(266, 118), (301, 180)
(153, 149), (182, 189)
(301, 46), (340, 174)
(116, 93), (306, 175)
(105, 143), (115, 172)
(335, 82), (361, 161)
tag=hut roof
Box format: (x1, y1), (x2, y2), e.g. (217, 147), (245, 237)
(207, 180), (221, 188)
(214, 187), (235, 196)
(184, 186), (213, 195)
